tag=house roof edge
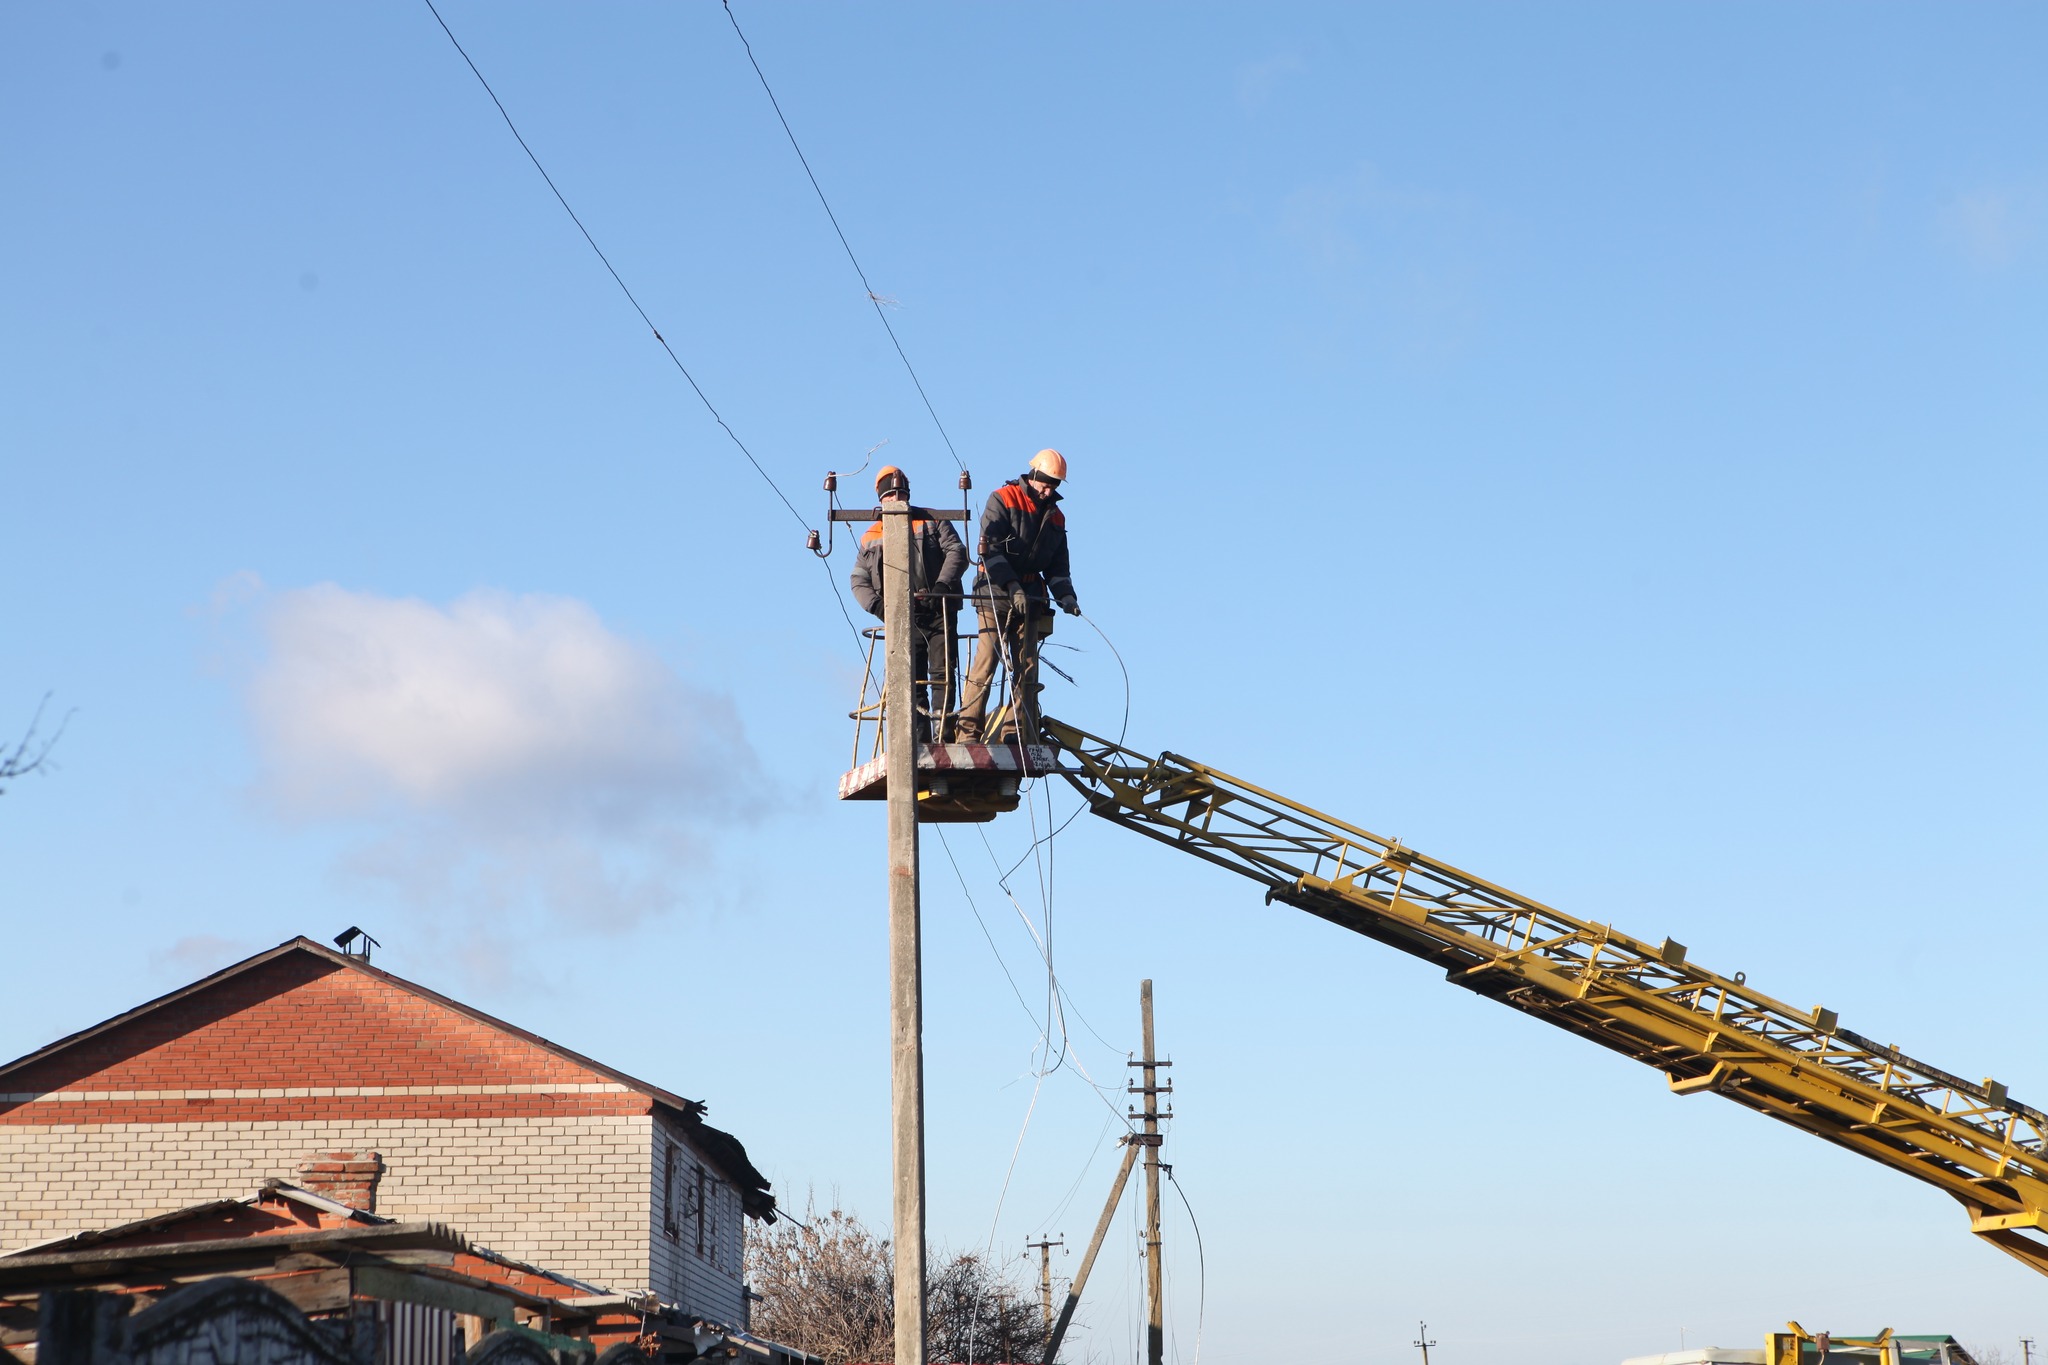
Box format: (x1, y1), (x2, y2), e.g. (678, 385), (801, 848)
(0, 936), (773, 1217)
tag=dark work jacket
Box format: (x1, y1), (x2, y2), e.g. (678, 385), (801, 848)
(972, 478), (1074, 606)
(849, 507), (968, 621)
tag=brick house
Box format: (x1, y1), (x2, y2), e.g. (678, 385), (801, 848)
(0, 937), (775, 1328)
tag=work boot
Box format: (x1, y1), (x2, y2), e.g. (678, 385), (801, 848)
(954, 718), (982, 744)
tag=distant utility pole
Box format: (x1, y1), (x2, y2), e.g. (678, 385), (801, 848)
(1415, 1322), (1438, 1365)
(2021, 1339), (2035, 1365)
(1026, 1236), (1064, 1345)
(1045, 979), (1174, 1365)
(1129, 981), (1171, 1365)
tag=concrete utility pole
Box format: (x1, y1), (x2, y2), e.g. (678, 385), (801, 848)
(1025, 1237), (1063, 1346)
(882, 498), (927, 1365)
(1414, 1322), (1437, 1365)
(2022, 1339), (2036, 1365)
(1131, 981), (1169, 1365)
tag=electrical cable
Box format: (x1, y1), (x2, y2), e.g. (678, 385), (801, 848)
(1032, 1109), (1117, 1235)
(968, 821), (1130, 1124)
(935, 826), (1042, 1029)
(985, 610), (1132, 888)
(1166, 1168), (1206, 1365)
(1078, 610), (1132, 749)
(1026, 774), (1058, 1068)
(418, 0), (818, 535)
(983, 1068), (1046, 1257)
(818, 553), (867, 654)
(719, 0), (967, 473)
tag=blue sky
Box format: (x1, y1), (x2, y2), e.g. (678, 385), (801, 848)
(4, 3), (2045, 1362)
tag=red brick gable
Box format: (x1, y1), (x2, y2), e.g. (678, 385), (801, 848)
(3, 953), (616, 1097)
(0, 937), (775, 1219)
(0, 948), (641, 1123)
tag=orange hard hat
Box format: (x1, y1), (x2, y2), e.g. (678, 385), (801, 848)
(1029, 449), (1068, 481)
(875, 465), (909, 497)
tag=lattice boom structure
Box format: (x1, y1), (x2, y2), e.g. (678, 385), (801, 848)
(1043, 717), (2048, 1278)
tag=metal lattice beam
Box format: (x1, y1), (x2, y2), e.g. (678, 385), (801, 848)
(1041, 717), (2048, 1279)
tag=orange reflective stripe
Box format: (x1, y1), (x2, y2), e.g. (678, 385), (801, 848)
(862, 518), (932, 540)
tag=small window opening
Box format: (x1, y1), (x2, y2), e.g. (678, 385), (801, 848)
(663, 1144), (680, 1240)
(694, 1164), (708, 1257)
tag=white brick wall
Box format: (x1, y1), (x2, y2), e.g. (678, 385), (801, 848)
(0, 1117), (655, 1294)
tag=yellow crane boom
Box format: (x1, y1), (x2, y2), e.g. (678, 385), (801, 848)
(1042, 717), (2048, 1278)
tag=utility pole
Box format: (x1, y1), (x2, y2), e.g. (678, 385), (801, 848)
(1129, 981), (1170, 1365)
(1415, 1322), (1437, 1365)
(1025, 1236), (1063, 1348)
(881, 496), (927, 1365)
(2021, 1339), (2036, 1365)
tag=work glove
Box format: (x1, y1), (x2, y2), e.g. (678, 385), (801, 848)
(1057, 595), (1080, 617)
(1009, 587), (1030, 618)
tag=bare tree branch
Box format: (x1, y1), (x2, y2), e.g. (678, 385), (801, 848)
(747, 1197), (1048, 1365)
(1, 692), (73, 796)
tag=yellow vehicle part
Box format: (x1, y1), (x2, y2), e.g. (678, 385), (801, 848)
(1041, 716), (2048, 1279)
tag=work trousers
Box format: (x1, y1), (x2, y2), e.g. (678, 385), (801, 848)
(957, 602), (1054, 742)
(908, 614), (958, 743)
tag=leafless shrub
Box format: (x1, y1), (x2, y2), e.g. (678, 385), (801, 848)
(747, 1201), (893, 1365)
(747, 1200), (1048, 1365)
(929, 1249), (1045, 1365)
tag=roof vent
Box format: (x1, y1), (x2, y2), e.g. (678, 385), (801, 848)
(333, 926), (380, 961)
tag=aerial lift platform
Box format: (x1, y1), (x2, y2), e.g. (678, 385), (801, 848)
(835, 623), (1056, 823)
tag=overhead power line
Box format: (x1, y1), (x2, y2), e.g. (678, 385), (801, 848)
(419, 0), (814, 534)
(719, 0), (967, 473)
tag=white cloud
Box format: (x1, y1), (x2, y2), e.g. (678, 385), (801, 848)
(245, 584), (764, 939)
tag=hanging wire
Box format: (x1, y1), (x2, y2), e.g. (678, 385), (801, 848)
(421, 0), (819, 535)
(983, 1068), (1047, 1256)
(973, 826), (1100, 1085)
(935, 826), (1044, 1029)
(1167, 1168), (1207, 1365)
(818, 553), (867, 654)
(1079, 610), (1133, 748)
(1033, 1109), (1118, 1235)
(719, 0), (968, 473)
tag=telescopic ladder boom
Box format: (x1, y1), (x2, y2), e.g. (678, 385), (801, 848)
(1041, 717), (2048, 1279)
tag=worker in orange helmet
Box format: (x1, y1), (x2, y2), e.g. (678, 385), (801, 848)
(955, 449), (1078, 745)
(850, 466), (968, 739)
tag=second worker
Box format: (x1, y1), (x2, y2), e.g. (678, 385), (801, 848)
(956, 448), (1079, 744)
